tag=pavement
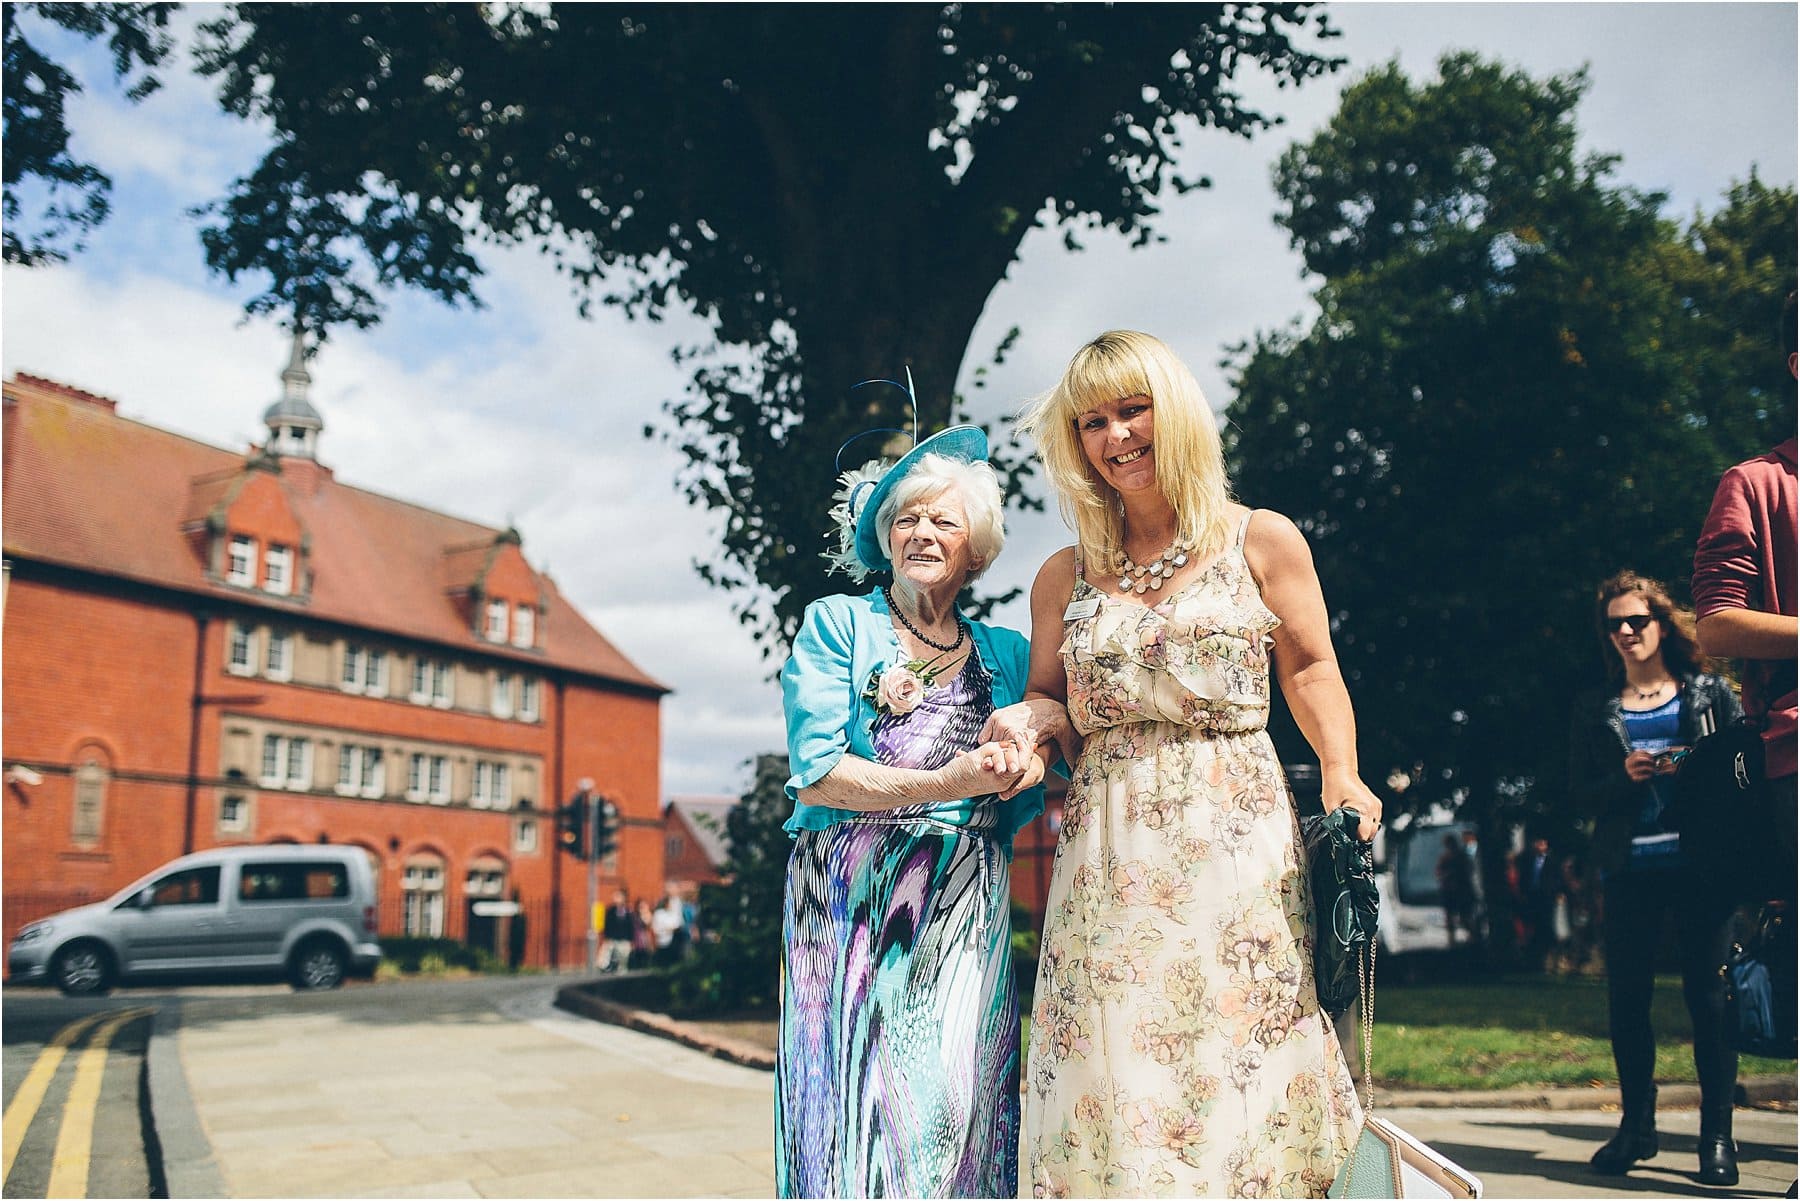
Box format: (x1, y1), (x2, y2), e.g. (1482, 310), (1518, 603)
(144, 978), (1799, 1199)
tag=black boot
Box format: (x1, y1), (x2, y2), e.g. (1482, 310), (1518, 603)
(1591, 1087), (1658, 1176)
(1697, 1134), (1739, 1187)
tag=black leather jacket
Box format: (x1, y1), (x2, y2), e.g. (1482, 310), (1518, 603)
(1568, 672), (1742, 875)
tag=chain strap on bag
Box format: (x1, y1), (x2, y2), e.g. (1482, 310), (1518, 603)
(1327, 838), (1484, 1199)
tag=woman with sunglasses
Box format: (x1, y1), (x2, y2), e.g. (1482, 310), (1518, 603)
(1569, 571), (1744, 1186)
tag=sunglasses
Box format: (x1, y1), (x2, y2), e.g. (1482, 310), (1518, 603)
(1609, 614), (1655, 635)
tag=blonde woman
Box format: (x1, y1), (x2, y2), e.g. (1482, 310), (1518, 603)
(995, 331), (1376, 1197)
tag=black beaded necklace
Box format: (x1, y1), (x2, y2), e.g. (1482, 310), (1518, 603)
(884, 586), (966, 652)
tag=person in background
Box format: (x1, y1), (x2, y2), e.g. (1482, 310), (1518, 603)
(1692, 297), (1798, 885)
(1569, 571), (1743, 1184)
(600, 888), (634, 972)
(1692, 288), (1798, 1191)
(1436, 833), (1478, 948)
(650, 892), (685, 965)
(630, 897), (656, 969)
(1520, 836), (1558, 969)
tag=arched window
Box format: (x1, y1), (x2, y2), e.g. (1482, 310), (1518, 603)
(72, 756), (107, 844)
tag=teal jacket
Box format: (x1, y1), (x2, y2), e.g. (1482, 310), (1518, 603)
(780, 589), (1045, 854)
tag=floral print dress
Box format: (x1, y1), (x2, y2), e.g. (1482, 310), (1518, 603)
(1024, 514), (1362, 1198)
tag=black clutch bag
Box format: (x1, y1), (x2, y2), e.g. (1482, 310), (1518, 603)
(1301, 806), (1380, 1019)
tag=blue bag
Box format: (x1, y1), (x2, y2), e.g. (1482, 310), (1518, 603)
(1723, 904), (1796, 1060)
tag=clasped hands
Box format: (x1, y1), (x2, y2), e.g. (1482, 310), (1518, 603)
(955, 735), (1044, 801)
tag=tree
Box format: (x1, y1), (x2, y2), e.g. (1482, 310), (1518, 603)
(1224, 53), (1796, 837)
(664, 753), (793, 1014)
(3, 3), (175, 264)
(172, 3), (1343, 651)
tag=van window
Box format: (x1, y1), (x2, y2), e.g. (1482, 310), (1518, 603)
(240, 861), (350, 903)
(149, 866), (223, 907)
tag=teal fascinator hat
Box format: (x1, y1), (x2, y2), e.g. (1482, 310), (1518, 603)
(823, 370), (990, 581)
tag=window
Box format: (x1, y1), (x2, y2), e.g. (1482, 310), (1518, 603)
(240, 862), (348, 901)
(342, 645), (387, 696)
(472, 761), (510, 809)
(667, 835), (685, 860)
(337, 745), (385, 799)
(227, 622), (256, 676)
(265, 630), (292, 681)
(520, 678), (540, 722)
(466, 866), (505, 897)
(512, 605), (534, 648)
(72, 759), (106, 843)
(227, 536), (256, 586)
(265, 545), (292, 595)
(491, 672), (514, 720)
(485, 599), (508, 641)
(410, 659), (452, 707)
(260, 734), (312, 790)
(514, 818), (539, 854)
(363, 650), (387, 697)
(219, 794), (249, 834)
(407, 753), (450, 804)
(401, 861), (445, 936)
(145, 866), (222, 908)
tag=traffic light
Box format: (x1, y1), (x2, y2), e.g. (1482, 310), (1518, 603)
(590, 800), (618, 861)
(556, 799), (588, 859)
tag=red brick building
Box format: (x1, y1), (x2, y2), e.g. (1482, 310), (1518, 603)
(2, 347), (668, 968)
(662, 796), (736, 901)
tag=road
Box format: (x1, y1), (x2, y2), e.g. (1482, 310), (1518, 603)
(3, 997), (159, 1199)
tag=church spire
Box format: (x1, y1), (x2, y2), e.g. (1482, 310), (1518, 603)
(262, 326), (323, 460)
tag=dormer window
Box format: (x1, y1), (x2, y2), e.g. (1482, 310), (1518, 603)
(485, 600), (508, 642)
(227, 536), (256, 586)
(512, 605), (534, 649)
(264, 545), (292, 595)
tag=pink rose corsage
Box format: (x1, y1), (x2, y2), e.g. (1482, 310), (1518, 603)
(862, 652), (957, 718)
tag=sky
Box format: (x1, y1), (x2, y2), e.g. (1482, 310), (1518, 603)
(3, 2), (1795, 801)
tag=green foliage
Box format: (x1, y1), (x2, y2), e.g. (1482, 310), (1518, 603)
(2, 2), (175, 264)
(662, 753), (793, 1016)
(379, 935), (511, 975)
(178, 3), (1343, 653)
(1225, 53), (1797, 830)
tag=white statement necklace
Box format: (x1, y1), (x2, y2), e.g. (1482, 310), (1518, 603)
(1117, 536), (1195, 595)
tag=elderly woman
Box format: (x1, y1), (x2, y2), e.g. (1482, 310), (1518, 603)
(1002, 331), (1376, 1197)
(776, 422), (1054, 1198)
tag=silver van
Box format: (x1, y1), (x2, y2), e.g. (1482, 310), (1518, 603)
(7, 844), (383, 995)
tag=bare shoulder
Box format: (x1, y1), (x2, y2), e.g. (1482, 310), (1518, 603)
(1031, 545), (1079, 601)
(1241, 508), (1312, 582)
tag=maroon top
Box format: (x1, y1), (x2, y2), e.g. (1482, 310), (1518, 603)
(1693, 437), (1798, 779)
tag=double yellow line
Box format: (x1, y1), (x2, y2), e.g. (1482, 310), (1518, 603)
(2, 1007), (154, 1198)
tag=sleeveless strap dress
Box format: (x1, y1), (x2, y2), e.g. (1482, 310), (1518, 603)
(1023, 513), (1362, 1198)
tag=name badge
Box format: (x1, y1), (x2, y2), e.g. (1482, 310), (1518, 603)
(1063, 597), (1100, 622)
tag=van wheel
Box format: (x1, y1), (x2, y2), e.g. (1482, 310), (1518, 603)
(290, 939), (347, 990)
(52, 942), (115, 997)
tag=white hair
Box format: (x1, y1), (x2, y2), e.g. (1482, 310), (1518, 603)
(874, 453), (1005, 583)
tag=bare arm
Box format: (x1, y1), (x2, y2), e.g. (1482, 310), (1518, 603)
(979, 549), (1081, 765)
(800, 744), (1032, 811)
(1245, 510), (1382, 839)
(1697, 609), (1799, 660)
